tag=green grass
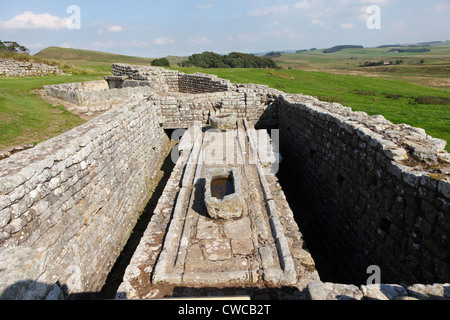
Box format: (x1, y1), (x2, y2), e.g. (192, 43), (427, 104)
(174, 67), (450, 151)
(274, 45), (450, 89)
(0, 73), (105, 150)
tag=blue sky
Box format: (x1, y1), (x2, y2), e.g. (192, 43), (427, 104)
(0, 0), (449, 57)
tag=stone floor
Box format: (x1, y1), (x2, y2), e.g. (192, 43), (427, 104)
(116, 120), (320, 300)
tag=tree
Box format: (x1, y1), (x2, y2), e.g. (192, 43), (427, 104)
(0, 40), (29, 54)
(182, 51), (279, 69)
(151, 58), (170, 67)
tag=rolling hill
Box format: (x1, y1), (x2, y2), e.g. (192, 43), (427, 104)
(35, 47), (156, 67)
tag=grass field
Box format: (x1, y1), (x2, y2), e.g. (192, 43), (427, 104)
(0, 73), (105, 150)
(273, 45), (450, 89)
(0, 45), (449, 152)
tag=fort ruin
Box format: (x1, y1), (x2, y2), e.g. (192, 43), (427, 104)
(0, 64), (450, 300)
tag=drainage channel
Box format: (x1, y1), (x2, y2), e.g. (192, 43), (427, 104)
(99, 146), (177, 299)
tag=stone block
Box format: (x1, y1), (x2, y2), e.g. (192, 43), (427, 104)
(360, 284), (408, 300)
(307, 282), (363, 300)
(204, 168), (245, 220)
(438, 179), (450, 200)
(406, 283), (450, 300)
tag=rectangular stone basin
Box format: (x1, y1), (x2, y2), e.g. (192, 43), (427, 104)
(205, 167), (245, 220)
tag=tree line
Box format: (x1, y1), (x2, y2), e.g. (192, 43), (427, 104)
(0, 40), (29, 54)
(323, 45), (364, 54)
(179, 51), (280, 69)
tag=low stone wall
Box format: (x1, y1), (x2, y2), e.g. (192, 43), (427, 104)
(0, 59), (64, 77)
(44, 80), (154, 113)
(111, 64), (232, 94)
(0, 101), (170, 298)
(178, 73), (230, 93)
(147, 86), (279, 130)
(277, 93), (450, 285)
(111, 64), (179, 92)
(307, 281), (450, 300)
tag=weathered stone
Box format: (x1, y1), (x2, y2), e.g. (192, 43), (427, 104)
(0, 59), (64, 78)
(438, 179), (450, 199)
(406, 283), (450, 300)
(210, 114), (238, 131)
(196, 218), (221, 239)
(201, 239), (232, 261)
(224, 217), (252, 239)
(308, 282), (363, 300)
(360, 284), (408, 300)
(0, 247), (49, 300)
(231, 239), (254, 256)
(204, 168), (245, 220)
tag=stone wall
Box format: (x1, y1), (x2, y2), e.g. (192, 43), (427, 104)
(111, 64), (231, 94)
(0, 100), (170, 298)
(46, 65), (279, 129)
(111, 63), (179, 92)
(277, 93), (450, 285)
(44, 80), (154, 114)
(147, 86), (279, 130)
(178, 73), (231, 93)
(2, 63), (450, 299)
(0, 59), (64, 77)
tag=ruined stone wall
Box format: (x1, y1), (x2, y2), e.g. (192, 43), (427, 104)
(147, 85), (279, 130)
(0, 101), (170, 298)
(178, 73), (231, 93)
(0, 59), (64, 77)
(277, 93), (450, 285)
(111, 63), (179, 92)
(44, 80), (154, 113)
(111, 63), (232, 94)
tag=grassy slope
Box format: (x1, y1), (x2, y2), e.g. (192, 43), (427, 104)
(35, 47), (155, 66)
(0, 74), (105, 150)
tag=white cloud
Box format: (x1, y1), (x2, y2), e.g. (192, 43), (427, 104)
(0, 11), (68, 30)
(248, 5), (290, 16)
(107, 25), (123, 32)
(294, 1), (311, 10)
(153, 37), (175, 45)
(341, 23), (357, 29)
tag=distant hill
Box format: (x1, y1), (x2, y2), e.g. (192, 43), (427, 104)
(35, 47), (155, 66)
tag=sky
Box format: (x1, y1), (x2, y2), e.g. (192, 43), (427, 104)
(0, 0), (449, 58)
